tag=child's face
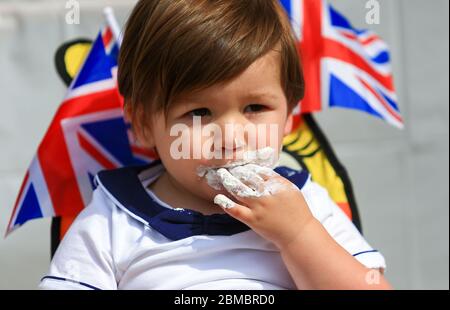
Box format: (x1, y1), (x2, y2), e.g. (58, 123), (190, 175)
(137, 49), (293, 201)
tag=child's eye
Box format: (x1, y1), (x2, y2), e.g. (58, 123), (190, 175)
(244, 104), (267, 113)
(187, 108), (211, 117)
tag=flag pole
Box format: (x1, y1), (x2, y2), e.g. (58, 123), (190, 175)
(103, 7), (122, 47)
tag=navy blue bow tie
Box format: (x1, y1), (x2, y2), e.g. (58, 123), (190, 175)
(96, 161), (309, 241)
(149, 209), (249, 240)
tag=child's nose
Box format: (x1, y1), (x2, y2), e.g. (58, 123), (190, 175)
(213, 115), (249, 153)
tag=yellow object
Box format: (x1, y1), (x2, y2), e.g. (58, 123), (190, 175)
(64, 43), (92, 79)
(283, 120), (352, 219)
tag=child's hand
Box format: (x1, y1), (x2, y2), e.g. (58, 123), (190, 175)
(213, 164), (315, 250)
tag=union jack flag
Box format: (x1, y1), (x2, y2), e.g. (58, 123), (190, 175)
(5, 26), (156, 235)
(281, 0), (404, 128)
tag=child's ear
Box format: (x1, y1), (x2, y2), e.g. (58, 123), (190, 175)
(283, 112), (294, 136)
(124, 102), (155, 149)
(124, 101), (133, 123)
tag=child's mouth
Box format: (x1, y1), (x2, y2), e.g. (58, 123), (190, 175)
(196, 147), (278, 190)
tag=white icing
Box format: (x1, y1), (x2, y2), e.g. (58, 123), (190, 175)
(198, 147), (293, 199)
(197, 147), (279, 191)
(213, 194), (235, 209)
(217, 168), (258, 197)
(217, 167), (287, 198)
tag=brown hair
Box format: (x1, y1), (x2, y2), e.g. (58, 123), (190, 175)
(118, 0), (304, 131)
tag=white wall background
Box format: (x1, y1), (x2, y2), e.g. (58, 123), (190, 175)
(0, 0), (448, 289)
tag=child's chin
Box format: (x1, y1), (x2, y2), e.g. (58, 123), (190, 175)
(200, 182), (228, 200)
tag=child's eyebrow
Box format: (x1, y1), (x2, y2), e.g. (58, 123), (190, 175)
(243, 91), (281, 102)
(170, 91), (281, 111)
(168, 100), (206, 117)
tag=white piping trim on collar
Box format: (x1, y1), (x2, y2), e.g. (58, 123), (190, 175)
(94, 174), (151, 228)
(137, 163), (183, 211)
(144, 188), (183, 211)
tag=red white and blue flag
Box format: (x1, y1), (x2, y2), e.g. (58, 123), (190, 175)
(281, 0), (404, 128)
(5, 26), (155, 235)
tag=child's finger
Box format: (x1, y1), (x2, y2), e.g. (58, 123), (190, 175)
(228, 166), (265, 192)
(213, 194), (253, 224)
(242, 164), (279, 181)
(213, 194), (236, 209)
(216, 168), (260, 200)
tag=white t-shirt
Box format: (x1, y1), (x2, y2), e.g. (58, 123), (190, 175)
(39, 162), (386, 290)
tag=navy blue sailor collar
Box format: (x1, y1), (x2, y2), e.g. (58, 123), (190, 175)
(95, 160), (310, 241)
